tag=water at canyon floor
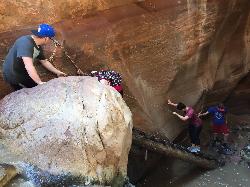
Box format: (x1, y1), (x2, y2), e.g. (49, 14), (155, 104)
(137, 117), (250, 187)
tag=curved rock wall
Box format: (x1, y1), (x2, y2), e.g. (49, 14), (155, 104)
(0, 0), (136, 32)
(0, 0), (249, 140)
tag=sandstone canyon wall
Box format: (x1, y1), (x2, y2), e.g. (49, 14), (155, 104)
(0, 0), (249, 140)
(0, 0), (137, 32)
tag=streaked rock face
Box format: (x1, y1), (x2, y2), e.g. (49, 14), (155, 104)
(0, 0), (137, 32)
(0, 76), (133, 186)
(0, 0), (249, 140)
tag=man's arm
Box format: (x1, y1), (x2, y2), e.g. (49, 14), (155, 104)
(173, 112), (189, 121)
(99, 79), (110, 85)
(198, 111), (209, 117)
(22, 57), (44, 84)
(40, 59), (67, 77)
(168, 99), (178, 107)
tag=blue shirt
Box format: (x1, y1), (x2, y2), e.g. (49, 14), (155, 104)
(208, 106), (227, 125)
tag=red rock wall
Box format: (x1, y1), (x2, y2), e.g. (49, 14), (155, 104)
(0, 0), (249, 140)
(0, 0), (136, 32)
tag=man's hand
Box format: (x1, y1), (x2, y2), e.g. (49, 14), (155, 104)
(173, 112), (177, 115)
(56, 71), (67, 77)
(100, 79), (110, 85)
(198, 111), (208, 118)
(168, 99), (172, 105)
(40, 60), (67, 77)
(38, 81), (46, 85)
(77, 69), (85, 76)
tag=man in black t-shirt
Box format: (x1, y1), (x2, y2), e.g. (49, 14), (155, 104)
(3, 23), (66, 90)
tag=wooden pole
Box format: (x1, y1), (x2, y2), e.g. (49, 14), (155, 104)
(0, 164), (18, 187)
(132, 129), (222, 169)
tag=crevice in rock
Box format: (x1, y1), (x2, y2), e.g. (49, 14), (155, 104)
(81, 127), (92, 166)
(96, 120), (106, 151)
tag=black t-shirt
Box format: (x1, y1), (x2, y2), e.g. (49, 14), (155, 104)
(3, 35), (45, 85)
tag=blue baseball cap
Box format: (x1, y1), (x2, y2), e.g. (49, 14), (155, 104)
(31, 24), (55, 38)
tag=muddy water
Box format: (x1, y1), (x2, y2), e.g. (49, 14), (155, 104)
(135, 118), (250, 187)
(137, 159), (249, 187)
(186, 164), (249, 186)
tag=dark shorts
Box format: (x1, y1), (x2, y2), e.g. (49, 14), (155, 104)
(9, 77), (37, 91)
(3, 68), (38, 91)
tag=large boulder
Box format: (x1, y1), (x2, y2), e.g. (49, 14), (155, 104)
(0, 76), (133, 186)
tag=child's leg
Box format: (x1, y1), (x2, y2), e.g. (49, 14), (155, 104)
(194, 126), (202, 148)
(212, 124), (220, 142)
(220, 124), (230, 144)
(188, 125), (202, 152)
(223, 133), (229, 143)
(188, 124), (197, 148)
(213, 133), (219, 141)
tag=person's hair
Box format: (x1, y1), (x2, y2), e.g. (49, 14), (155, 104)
(177, 102), (186, 110)
(32, 35), (45, 39)
(218, 103), (224, 109)
(217, 103), (225, 112)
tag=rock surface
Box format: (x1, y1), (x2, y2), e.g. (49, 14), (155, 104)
(0, 0), (137, 32)
(0, 0), (250, 140)
(0, 76), (133, 186)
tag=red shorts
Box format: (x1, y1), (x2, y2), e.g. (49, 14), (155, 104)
(212, 124), (229, 135)
(113, 85), (123, 92)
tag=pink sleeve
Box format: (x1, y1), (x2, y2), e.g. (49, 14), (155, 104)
(186, 109), (193, 118)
